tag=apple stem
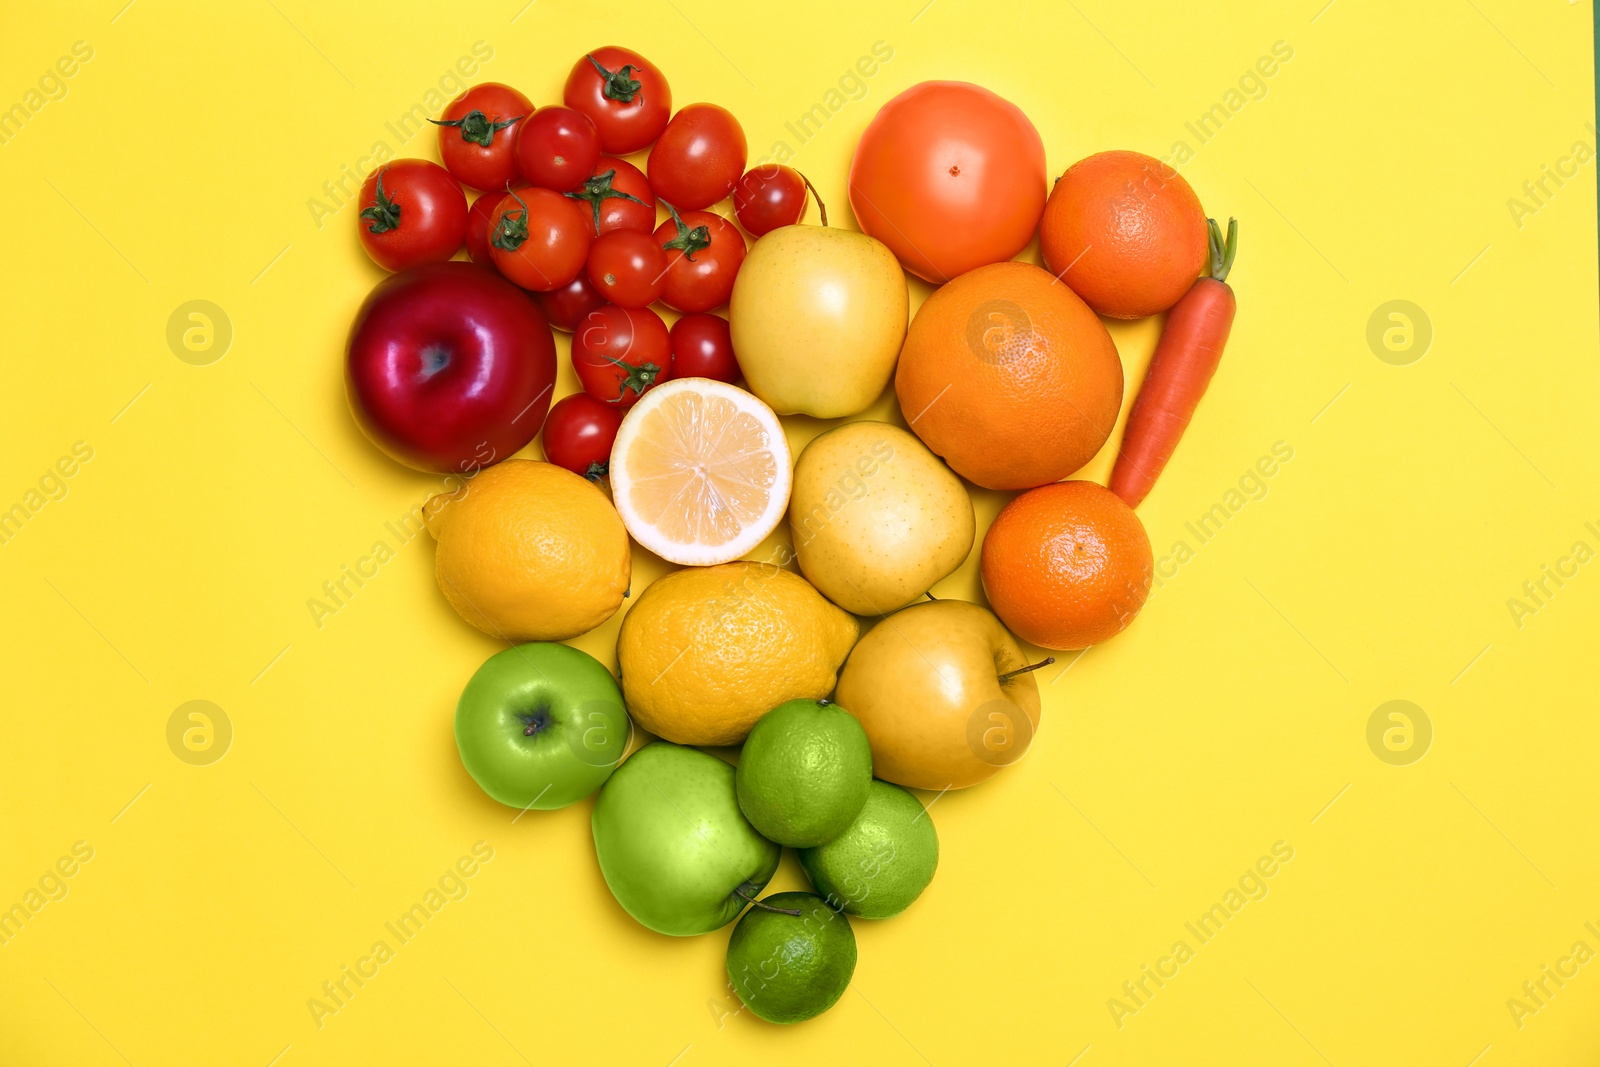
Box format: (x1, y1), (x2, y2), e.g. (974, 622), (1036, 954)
(924, 591), (938, 601)
(796, 171), (828, 227)
(997, 657), (1055, 685)
(732, 886), (802, 916)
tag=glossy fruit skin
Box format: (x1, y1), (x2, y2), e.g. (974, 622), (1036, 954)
(895, 260), (1122, 490)
(726, 893), (856, 1023)
(655, 210), (746, 312)
(464, 192), (499, 267)
(668, 313), (739, 383)
(729, 225), (905, 417)
(834, 599), (1041, 790)
(849, 81), (1046, 283)
(433, 82), (532, 191)
(345, 262), (556, 472)
(454, 642), (629, 810)
(487, 188), (592, 292)
(591, 742), (781, 936)
(541, 392), (623, 480)
(981, 480), (1153, 649)
(586, 228), (668, 308)
(1040, 150), (1208, 319)
(733, 165), (808, 236)
(648, 104), (747, 211)
(514, 106), (602, 193)
(356, 160), (469, 272)
(568, 157), (656, 237)
(573, 305), (672, 409)
(533, 272), (607, 332)
(563, 46), (671, 154)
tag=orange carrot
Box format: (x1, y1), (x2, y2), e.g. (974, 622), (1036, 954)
(1109, 218), (1237, 508)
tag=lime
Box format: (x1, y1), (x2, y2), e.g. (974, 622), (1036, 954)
(726, 892), (856, 1024)
(736, 699), (873, 847)
(799, 780), (938, 919)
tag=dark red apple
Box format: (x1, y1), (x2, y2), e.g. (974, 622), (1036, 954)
(346, 262), (556, 472)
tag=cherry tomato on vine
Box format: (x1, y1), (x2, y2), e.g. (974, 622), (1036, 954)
(566, 157), (656, 237)
(647, 103), (747, 211)
(573, 305), (673, 409)
(487, 187), (592, 291)
(357, 160), (468, 272)
(431, 83), (531, 191)
(515, 106), (602, 193)
(669, 313), (740, 384)
(653, 203), (746, 312)
(533, 272), (608, 332)
(734, 165), (820, 236)
(541, 393), (624, 481)
(563, 47), (672, 154)
(586, 229), (668, 308)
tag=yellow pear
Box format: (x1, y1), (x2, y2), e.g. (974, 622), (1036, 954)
(789, 421), (974, 615)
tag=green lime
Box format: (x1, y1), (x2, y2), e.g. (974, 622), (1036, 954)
(735, 698), (872, 847)
(799, 780), (938, 919)
(725, 892), (856, 1024)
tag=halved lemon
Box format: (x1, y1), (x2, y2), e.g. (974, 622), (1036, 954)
(609, 378), (792, 566)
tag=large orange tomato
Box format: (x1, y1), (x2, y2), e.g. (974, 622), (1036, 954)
(848, 81), (1046, 283)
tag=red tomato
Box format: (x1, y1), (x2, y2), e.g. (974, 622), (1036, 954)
(464, 188), (526, 268)
(533, 273), (608, 332)
(563, 47), (671, 154)
(431, 83), (531, 191)
(487, 188), (592, 292)
(586, 229), (667, 308)
(848, 81), (1046, 283)
(733, 165), (816, 236)
(541, 392), (623, 480)
(669, 313), (740, 383)
(357, 160), (468, 272)
(647, 104), (747, 211)
(573, 305), (672, 408)
(566, 157), (656, 237)
(515, 106), (602, 193)
(654, 205), (746, 313)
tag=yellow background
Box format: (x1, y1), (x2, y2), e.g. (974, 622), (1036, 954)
(2, 1), (1597, 1063)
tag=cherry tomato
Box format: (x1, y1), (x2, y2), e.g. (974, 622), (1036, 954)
(487, 187), (592, 292)
(653, 204), (746, 312)
(357, 160), (468, 272)
(533, 273), (608, 332)
(515, 106), (602, 193)
(586, 229), (667, 308)
(563, 47), (671, 154)
(669, 313), (740, 383)
(647, 104), (747, 211)
(541, 392), (623, 481)
(464, 187), (526, 268)
(566, 157), (656, 237)
(733, 165), (819, 236)
(573, 305), (672, 408)
(849, 81), (1046, 283)
(431, 83), (531, 191)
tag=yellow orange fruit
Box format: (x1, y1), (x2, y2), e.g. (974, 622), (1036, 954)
(894, 261), (1123, 491)
(424, 460), (630, 642)
(1039, 150), (1208, 319)
(980, 480), (1152, 650)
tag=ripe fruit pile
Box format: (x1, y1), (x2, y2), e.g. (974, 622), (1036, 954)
(338, 46), (1241, 1024)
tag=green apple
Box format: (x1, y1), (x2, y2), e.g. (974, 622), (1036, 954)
(454, 642), (629, 810)
(591, 743), (781, 936)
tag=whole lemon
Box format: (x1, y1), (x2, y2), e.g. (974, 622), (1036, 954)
(424, 459), (630, 642)
(617, 562), (859, 746)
